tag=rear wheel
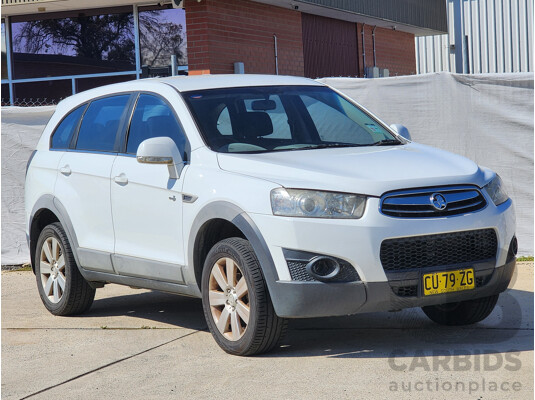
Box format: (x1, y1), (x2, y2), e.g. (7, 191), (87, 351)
(35, 223), (95, 315)
(422, 295), (499, 326)
(201, 238), (287, 356)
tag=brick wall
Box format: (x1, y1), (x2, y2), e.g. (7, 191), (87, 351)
(357, 23), (416, 77)
(185, 0), (415, 77)
(185, 0), (304, 76)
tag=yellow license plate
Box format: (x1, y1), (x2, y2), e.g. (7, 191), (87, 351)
(423, 268), (475, 296)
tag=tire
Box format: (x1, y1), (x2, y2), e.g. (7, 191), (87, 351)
(422, 294), (499, 326)
(201, 238), (287, 356)
(35, 222), (95, 316)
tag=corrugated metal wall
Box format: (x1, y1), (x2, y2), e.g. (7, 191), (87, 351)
(416, 0), (533, 73)
(302, 13), (359, 78)
(299, 0), (448, 33)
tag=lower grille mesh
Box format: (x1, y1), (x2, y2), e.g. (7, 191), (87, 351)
(287, 259), (360, 282)
(392, 285), (418, 297)
(381, 229), (497, 271)
(287, 261), (316, 282)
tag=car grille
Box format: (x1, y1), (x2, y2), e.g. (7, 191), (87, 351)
(381, 186), (487, 218)
(391, 285), (418, 297)
(380, 229), (497, 271)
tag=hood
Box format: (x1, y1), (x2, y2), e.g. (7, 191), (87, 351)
(216, 143), (489, 196)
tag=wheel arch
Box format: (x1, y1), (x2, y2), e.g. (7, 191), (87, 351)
(187, 201), (280, 298)
(29, 195), (81, 273)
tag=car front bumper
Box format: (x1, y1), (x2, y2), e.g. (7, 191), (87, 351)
(267, 259), (515, 318)
(248, 196), (516, 318)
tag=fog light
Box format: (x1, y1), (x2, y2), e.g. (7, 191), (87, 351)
(511, 236), (518, 255)
(507, 235), (518, 263)
(306, 256), (340, 281)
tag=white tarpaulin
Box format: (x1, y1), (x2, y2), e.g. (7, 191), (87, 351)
(319, 72), (533, 255)
(1, 106), (55, 265)
(1, 72), (533, 264)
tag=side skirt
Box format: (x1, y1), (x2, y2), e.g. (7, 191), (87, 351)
(79, 268), (199, 298)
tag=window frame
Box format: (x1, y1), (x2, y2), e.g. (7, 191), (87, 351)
(69, 91), (136, 154)
(119, 91), (189, 161)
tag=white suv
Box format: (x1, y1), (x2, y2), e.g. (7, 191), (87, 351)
(25, 75), (517, 355)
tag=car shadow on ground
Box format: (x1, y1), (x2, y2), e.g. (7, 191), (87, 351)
(85, 290), (208, 331)
(83, 287), (533, 358)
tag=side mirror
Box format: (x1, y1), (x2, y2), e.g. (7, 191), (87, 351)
(389, 124), (412, 141)
(137, 137), (184, 179)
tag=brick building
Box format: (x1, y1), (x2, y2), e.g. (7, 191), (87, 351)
(184, 0), (442, 78)
(1, 0), (447, 105)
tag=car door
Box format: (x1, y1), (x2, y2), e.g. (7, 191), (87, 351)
(110, 93), (188, 283)
(54, 93), (133, 273)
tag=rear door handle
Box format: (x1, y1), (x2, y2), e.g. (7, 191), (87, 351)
(113, 173), (128, 185)
(59, 165), (71, 176)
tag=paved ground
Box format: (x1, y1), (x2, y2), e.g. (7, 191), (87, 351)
(2, 263), (533, 400)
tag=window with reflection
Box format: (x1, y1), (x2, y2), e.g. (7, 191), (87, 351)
(1, 84), (9, 106)
(1, 20), (8, 80)
(10, 8), (135, 80)
(139, 6), (187, 68)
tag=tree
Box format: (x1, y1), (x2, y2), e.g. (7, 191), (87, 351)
(14, 13), (135, 64)
(139, 11), (187, 67)
(13, 10), (187, 67)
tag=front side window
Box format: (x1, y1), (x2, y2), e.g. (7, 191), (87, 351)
(51, 104), (86, 149)
(183, 85), (400, 153)
(75, 95), (130, 152)
(126, 94), (186, 155)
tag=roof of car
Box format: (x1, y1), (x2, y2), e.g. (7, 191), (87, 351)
(54, 74), (324, 114)
(158, 74), (323, 92)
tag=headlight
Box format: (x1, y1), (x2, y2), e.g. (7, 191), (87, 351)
(270, 188), (366, 219)
(483, 175), (509, 206)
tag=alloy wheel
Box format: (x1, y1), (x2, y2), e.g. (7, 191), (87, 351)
(39, 237), (66, 303)
(208, 257), (250, 341)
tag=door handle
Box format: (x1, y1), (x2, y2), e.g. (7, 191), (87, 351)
(113, 173), (128, 185)
(59, 165), (71, 176)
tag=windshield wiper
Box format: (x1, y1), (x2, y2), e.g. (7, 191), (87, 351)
(371, 139), (403, 146)
(282, 143), (367, 151)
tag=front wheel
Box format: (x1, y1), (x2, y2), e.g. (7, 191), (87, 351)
(201, 238), (287, 356)
(422, 294), (499, 326)
(35, 222), (95, 316)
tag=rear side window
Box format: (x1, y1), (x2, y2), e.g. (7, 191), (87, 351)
(126, 94), (186, 155)
(75, 95), (130, 152)
(50, 105), (85, 149)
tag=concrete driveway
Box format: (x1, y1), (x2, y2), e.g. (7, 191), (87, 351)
(2, 263), (533, 399)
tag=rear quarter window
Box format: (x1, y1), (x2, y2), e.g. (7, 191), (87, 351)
(50, 104), (86, 149)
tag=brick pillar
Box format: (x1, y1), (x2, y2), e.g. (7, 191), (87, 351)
(357, 23), (416, 77)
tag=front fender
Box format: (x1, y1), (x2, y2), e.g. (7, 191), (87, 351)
(186, 201), (280, 299)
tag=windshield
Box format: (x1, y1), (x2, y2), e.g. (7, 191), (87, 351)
(183, 85), (402, 153)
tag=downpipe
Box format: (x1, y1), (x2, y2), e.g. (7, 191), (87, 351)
(361, 24), (366, 77)
(372, 25), (377, 67)
(273, 34), (279, 75)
